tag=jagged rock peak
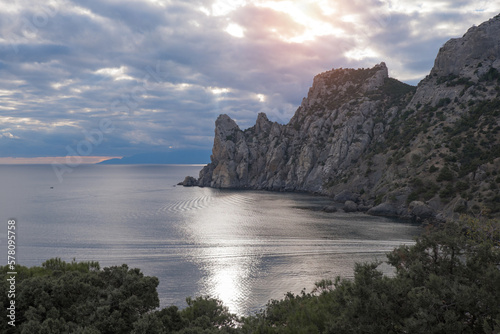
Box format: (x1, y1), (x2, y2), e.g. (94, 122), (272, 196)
(214, 114), (241, 142)
(215, 114), (240, 132)
(302, 62), (389, 108)
(431, 14), (500, 77)
(409, 14), (500, 109)
(311, 62), (388, 89)
(255, 112), (272, 133)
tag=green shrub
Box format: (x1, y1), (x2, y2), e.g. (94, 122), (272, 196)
(480, 67), (500, 82)
(436, 165), (454, 182)
(429, 165), (439, 173)
(436, 97), (451, 108)
(1, 260), (159, 333)
(455, 181), (470, 192)
(439, 183), (455, 199)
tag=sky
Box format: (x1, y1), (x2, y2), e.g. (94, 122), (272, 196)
(0, 0), (499, 163)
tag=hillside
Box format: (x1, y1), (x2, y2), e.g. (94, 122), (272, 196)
(185, 14), (500, 220)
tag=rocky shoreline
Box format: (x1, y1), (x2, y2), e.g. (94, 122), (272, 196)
(179, 175), (440, 223)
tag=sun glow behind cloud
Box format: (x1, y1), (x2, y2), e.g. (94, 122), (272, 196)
(256, 94), (266, 102)
(211, 0), (247, 16)
(255, 0), (343, 43)
(225, 23), (245, 37)
(205, 0), (344, 43)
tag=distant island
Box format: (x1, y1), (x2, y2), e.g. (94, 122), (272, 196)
(182, 14), (500, 221)
(98, 149), (211, 165)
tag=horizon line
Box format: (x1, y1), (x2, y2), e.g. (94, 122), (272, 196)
(0, 156), (122, 165)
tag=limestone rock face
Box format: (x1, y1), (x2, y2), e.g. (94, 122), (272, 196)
(409, 14), (500, 110)
(191, 14), (500, 219)
(432, 17), (500, 78)
(198, 63), (394, 193)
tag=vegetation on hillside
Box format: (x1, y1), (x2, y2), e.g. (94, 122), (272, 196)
(370, 76), (500, 217)
(2, 217), (499, 333)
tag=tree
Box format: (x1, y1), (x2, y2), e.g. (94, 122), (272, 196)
(436, 165), (454, 182)
(386, 219), (500, 333)
(1, 260), (159, 333)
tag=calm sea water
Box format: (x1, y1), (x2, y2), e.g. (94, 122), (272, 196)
(0, 164), (420, 315)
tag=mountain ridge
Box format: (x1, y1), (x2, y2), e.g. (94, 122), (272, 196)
(183, 14), (500, 220)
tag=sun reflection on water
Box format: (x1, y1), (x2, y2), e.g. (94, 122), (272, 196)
(179, 188), (419, 315)
(202, 252), (256, 315)
(179, 191), (256, 315)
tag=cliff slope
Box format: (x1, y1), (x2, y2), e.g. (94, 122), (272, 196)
(190, 14), (500, 220)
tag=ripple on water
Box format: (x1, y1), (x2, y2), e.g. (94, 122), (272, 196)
(1, 165), (420, 316)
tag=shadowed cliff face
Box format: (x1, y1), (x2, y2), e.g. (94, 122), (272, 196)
(198, 63), (397, 191)
(194, 14), (500, 220)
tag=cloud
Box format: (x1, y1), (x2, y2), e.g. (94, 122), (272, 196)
(0, 0), (499, 160)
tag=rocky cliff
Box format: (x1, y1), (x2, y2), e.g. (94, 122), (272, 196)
(186, 14), (500, 220)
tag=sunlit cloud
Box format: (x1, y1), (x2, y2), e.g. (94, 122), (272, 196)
(226, 23), (245, 38)
(345, 47), (380, 61)
(210, 87), (230, 95)
(341, 14), (358, 23)
(51, 79), (76, 90)
(0, 116), (78, 127)
(145, 0), (168, 7)
(198, 6), (211, 16)
(94, 66), (134, 81)
(0, 132), (19, 139)
(255, 0), (343, 43)
(66, 3), (109, 24)
(211, 0), (247, 16)
(0, 116), (42, 126)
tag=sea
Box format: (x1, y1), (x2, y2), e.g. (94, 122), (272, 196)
(0, 164), (420, 315)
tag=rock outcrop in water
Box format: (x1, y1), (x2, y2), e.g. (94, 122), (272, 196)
(189, 14), (500, 220)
